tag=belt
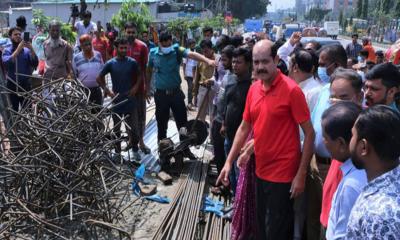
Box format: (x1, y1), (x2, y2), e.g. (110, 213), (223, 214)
(156, 87), (180, 96)
(199, 83), (212, 88)
(315, 155), (331, 165)
(88, 86), (101, 90)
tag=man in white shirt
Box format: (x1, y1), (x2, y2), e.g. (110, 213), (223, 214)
(72, 10), (97, 50)
(289, 48), (321, 113)
(183, 39), (197, 109)
(278, 31), (302, 67)
(288, 48), (322, 240)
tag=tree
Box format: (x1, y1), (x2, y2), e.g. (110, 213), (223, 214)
(304, 7), (331, 24)
(394, 0), (400, 18)
(362, 0), (368, 19)
(229, 0), (269, 20)
(381, 0), (392, 14)
(343, 18), (348, 31)
(357, 0), (363, 18)
(31, 9), (76, 44)
(111, 0), (152, 34)
(338, 9), (344, 26)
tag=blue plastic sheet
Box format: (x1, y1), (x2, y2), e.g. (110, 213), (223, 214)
(131, 181), (141, 196)
(145, 194), (171, 204)
(202, 196), (224, 217)
(131, 164), (146, 196)
(135, 164), (145, 181)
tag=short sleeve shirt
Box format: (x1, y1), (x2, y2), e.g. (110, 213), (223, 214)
(148, 44), (188, 90)
(183, 57), (197, 78)
(123, 39), (148, 93)
(43, 39), (73, 80)
(99, 57), (139, 113)
(242, 71), (310, 182)
(72, 50), (104, 88)
(346, 165), (400, 239)
(92, 37), (109, 62)
(74, 21), (97, 47)
(196, 56), (215, 85)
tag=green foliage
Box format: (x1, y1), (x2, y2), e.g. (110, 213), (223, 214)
(343, 18), (348, 30)
(229, 0), (269, 20)
(202, 14), (225, 31)
(338, 10), (344, 26)
(60, 24), (76, 45)
(362, 0), (368, 19)
(381, 0), (392, 14)
(395, 0), (400, 18)
(31, 9), (51, 29)
(167, 14), (240, 42)
(111, 0), (153, 34)
(356, 0), (363, 18)
(31, 9), (76, 45)
(304, 7), (331, 24)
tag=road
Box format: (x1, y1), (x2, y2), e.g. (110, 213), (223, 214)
(337, 36), (389, 51)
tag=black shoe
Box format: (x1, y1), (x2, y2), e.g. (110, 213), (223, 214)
(183, 148), (197, 160)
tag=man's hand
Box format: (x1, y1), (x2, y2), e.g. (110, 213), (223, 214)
(24, 41), (33, 50)
(237, 151), (251, 169)
(205, 78), (215, 87)
(17, 41), (25, 51)
(129, 86), (139, 97)
(237, 139), (254, 168)
(289, 32), (302, 46)
(220, 124), (226, 136)
(216, 164), (231, 187)
(104, 88), (115, 98)
(240, 139), (254, 154)
(206, 58), (216, 67)
(290, 173), (306, 199)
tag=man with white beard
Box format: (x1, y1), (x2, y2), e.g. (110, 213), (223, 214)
(43, 20), (73, 80)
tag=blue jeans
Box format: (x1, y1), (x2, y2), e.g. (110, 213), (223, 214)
(224, 138), (239, 195)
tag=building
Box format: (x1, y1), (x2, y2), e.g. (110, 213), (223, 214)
(30, 0), (159, 28)
(325, 0), (358, 17)
(7, 0), (213, 34)
(0, 0), (33, 10)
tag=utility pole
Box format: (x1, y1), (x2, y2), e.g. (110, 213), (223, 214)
(207, 0), (226, 14)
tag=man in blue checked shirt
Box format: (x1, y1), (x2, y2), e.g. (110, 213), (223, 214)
(2, 27), (38, 111)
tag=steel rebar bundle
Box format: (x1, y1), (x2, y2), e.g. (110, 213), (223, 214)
(0, 78), (135, 239)
(152, 143), (231, 240)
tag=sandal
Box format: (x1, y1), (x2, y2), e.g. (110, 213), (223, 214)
(211, 186), (222, 195)
(140, 145), (151, 154)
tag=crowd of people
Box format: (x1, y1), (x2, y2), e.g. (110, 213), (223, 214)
(1, 11), (400, 240)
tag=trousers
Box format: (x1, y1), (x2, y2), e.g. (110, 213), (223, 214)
(154, 88), (187, 141)
(256, 177), (294, 240)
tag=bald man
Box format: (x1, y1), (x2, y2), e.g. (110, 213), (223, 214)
(217, 40), (315, 239)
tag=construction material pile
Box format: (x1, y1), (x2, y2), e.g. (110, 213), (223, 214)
(152, 149), (231, 240)
(0, 79), (134, 239)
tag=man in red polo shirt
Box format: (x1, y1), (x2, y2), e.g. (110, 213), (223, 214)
(217, 40), (315, 239)
(115, 22), (150, 154)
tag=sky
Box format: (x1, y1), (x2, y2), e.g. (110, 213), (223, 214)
(269, 0), (295, 11)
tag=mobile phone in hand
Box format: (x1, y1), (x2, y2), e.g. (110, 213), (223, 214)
(23, 32), (30, 42)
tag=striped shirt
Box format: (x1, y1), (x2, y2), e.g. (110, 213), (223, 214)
(345, 42), (363, 59)
(72, 50), (104, 88)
